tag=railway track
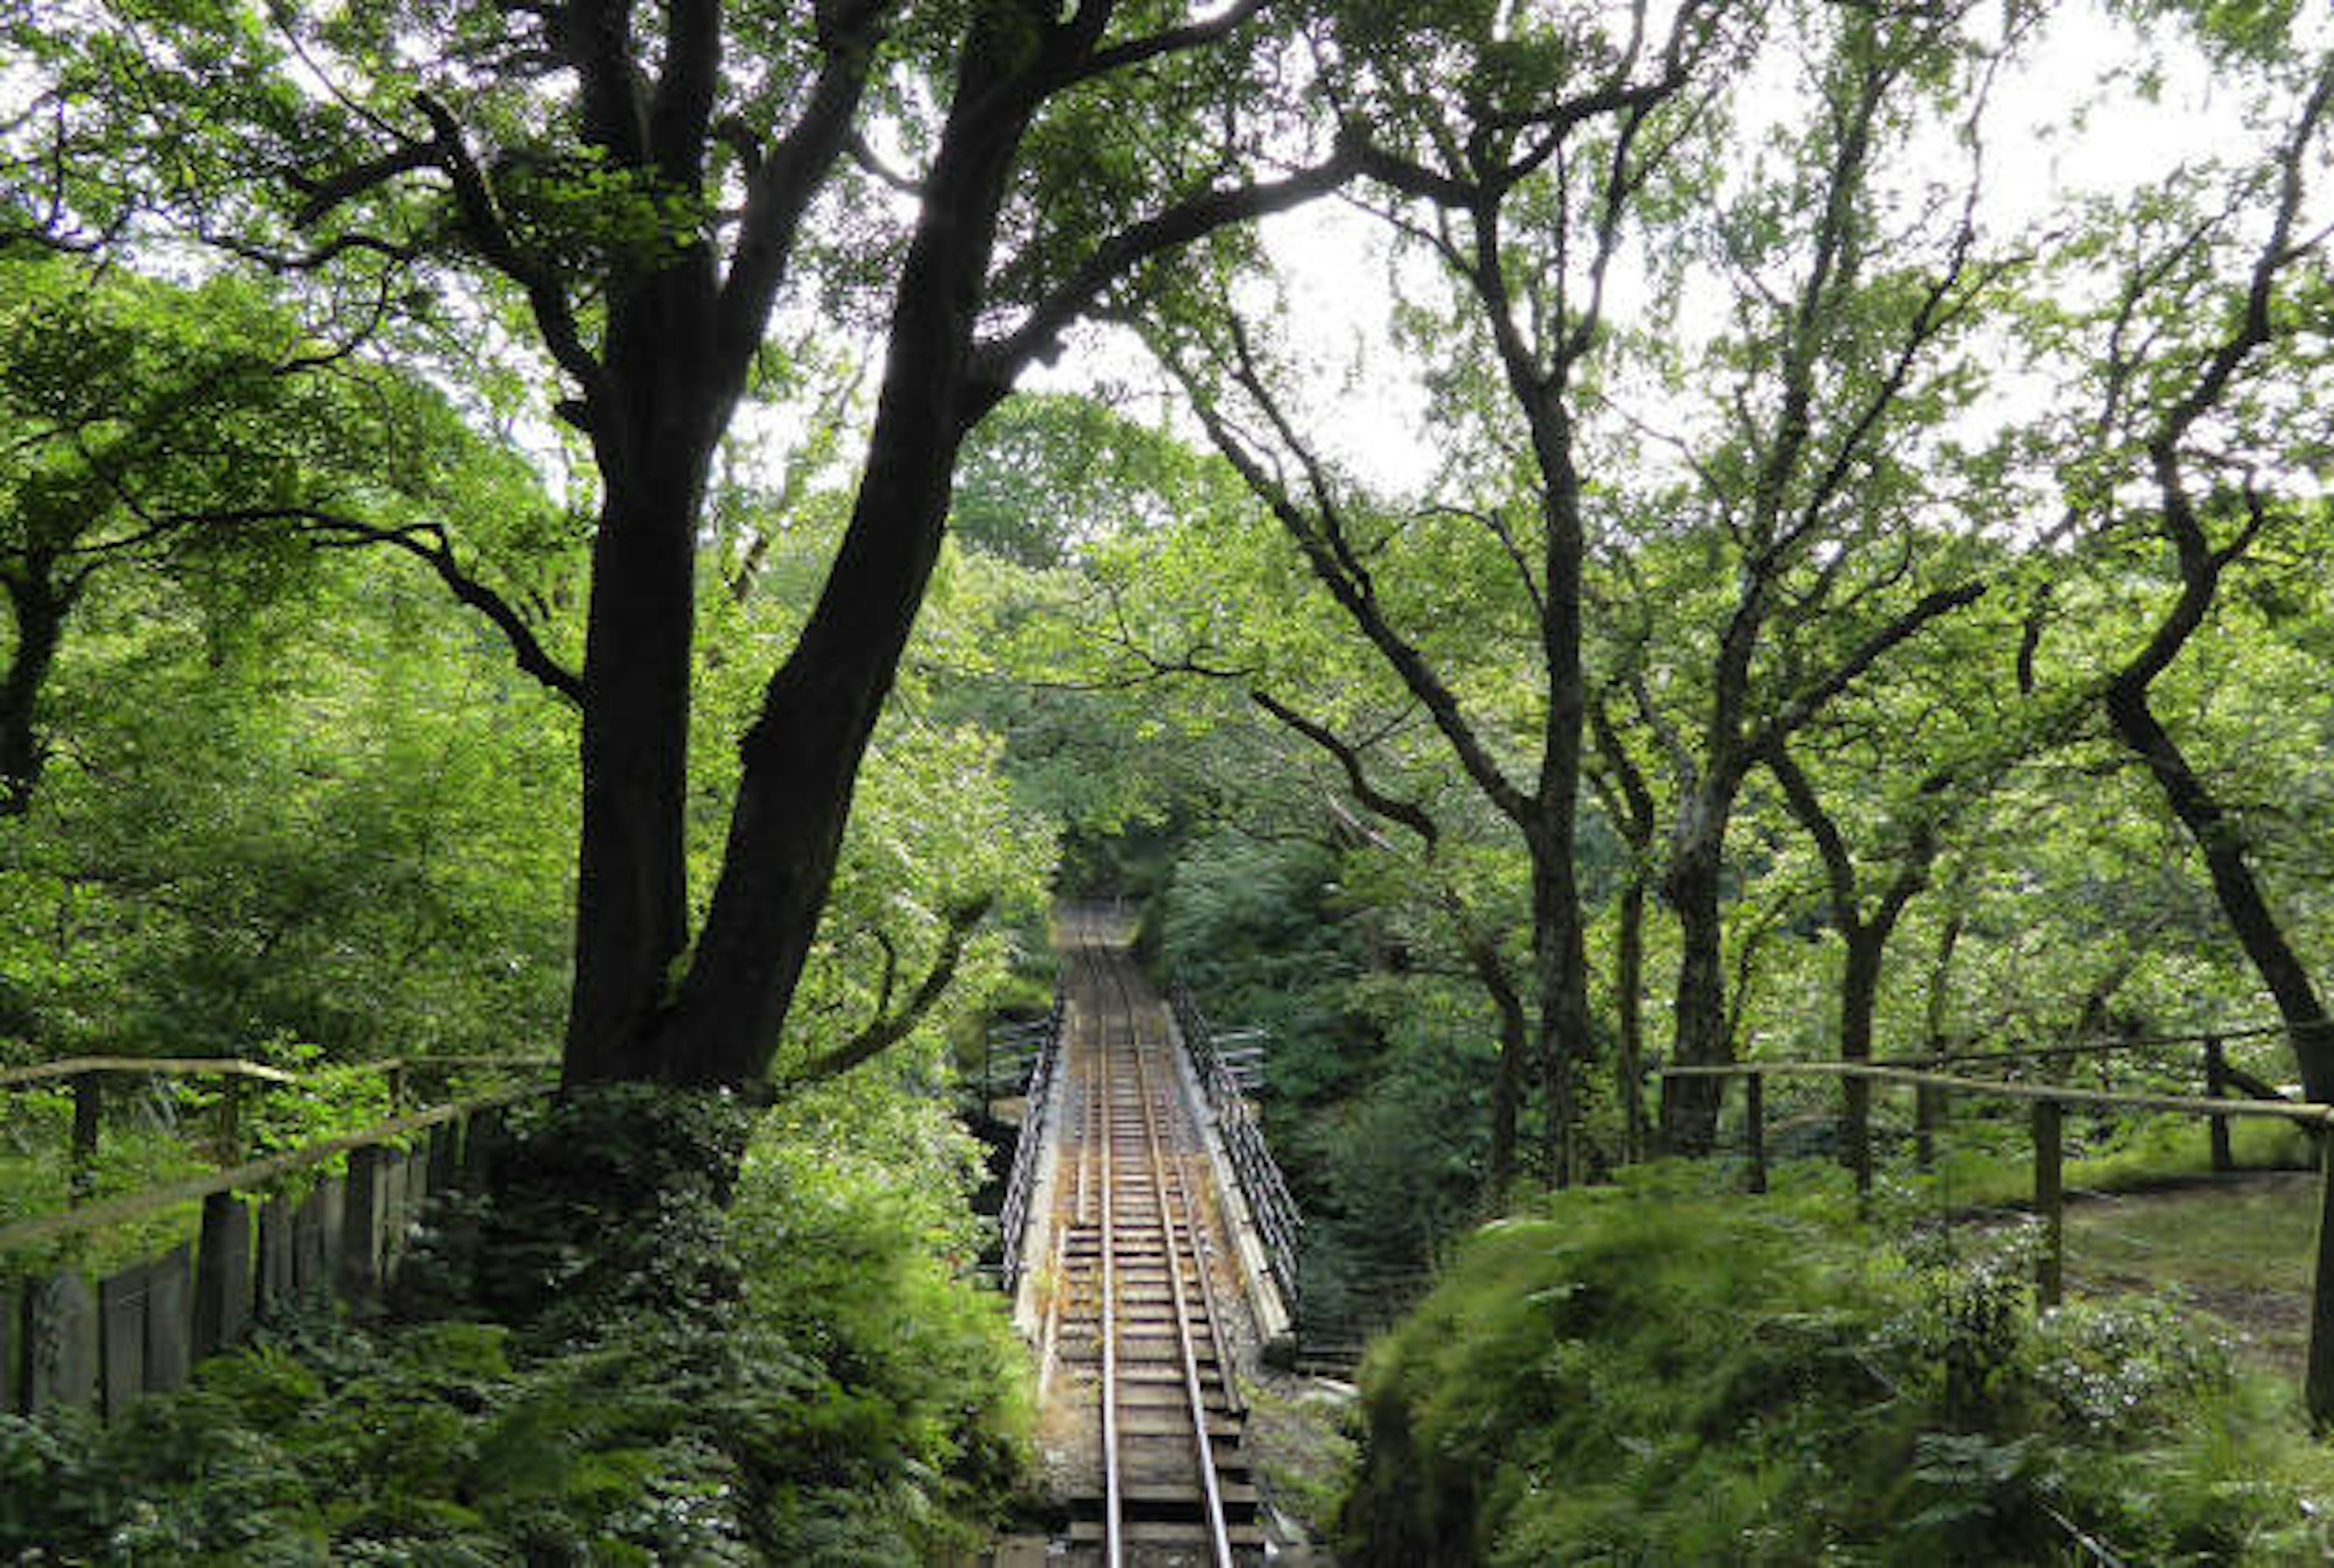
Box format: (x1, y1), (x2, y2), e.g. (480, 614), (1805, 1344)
(1048, 912), (1263, 1566)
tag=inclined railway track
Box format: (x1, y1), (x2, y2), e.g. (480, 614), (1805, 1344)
(1054, 913), (1261, 1566)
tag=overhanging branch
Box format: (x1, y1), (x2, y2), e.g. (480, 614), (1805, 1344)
(788, 896), (996, 1085)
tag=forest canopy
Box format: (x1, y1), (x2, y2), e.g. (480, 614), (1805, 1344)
(0, 0), (2329, 1196)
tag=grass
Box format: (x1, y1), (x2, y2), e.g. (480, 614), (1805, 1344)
(1339, 1178), (2334, 1565)
(2064, 1175), (2318, 1374)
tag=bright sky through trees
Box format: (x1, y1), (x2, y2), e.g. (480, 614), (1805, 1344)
(1122, 0), (2327, 502)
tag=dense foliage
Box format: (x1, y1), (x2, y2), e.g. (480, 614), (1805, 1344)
(1341, 1179), (2334, 1565)
(5, 0), (2334, 1558)
(0, 1086), (1029, 1564)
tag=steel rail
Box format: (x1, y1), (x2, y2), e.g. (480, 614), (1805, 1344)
(1081, 924), (1236, 1568)
(1126, 996), (1236, 1567)
(1096, 939), (1124, 1568)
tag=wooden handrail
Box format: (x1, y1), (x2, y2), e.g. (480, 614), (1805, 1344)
(0, 1057), (303, 1089)
(365, 1055), (559, 1074)
(1661, 1059), (2334, 1125)
(0, 1054), (556, 1092)
(0, 1084), (549, 1253)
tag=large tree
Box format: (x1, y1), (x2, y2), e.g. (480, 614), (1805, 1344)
(18, 0), (1364, 1090)
(2053, 40), (2334, 1098)
(1606, 0), (2011, 1152)
(1145, 0), (1742, 1185)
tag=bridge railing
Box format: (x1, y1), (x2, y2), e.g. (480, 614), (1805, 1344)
(1169, 983), (1303, 1317)
(993, 997), (1065, 1296)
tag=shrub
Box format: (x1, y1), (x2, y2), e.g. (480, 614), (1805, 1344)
(1338, 1177), (2334, 1566)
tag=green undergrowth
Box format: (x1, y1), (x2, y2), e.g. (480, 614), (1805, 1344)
(1919, 1111), (2316, 1211)
(0, 1084), (1032, 1564)
(1340, 1172), (2334, 1566)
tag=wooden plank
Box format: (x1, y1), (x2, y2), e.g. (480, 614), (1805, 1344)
(257, 1194), (294, 1319)
(0, 1282), (15, 1413)
(0, 1084), (546, 1253)
(215, 1077), (244, 1166)
(319, 1177), (344, 1287)
(99, 1264), (146, 1417)
(340, 1145), (385, 1301)
(144, 1246), (191, 1396)
(193, 1192), (251, 1357)
(2034, 1100), (2064, 1308)
(0, 1056), (302, 1090)
(292, 1185), (329, 1295)
(461, 1106), (504, 1191)
(381, 1149), (410, 1274)
(427, 1119), (459, 1197)
(23, 1271), (97, 1412)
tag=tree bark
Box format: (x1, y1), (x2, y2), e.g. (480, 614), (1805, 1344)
(1456, 924), (1528, 1199)
(1659, 800), (1732, 1152)
(0, 565), (72, 818)
(563, 422), (717, 1082)
(1529, 845), (1591, 1185)
(655, 40), (1034, 1088)
(1837, 927), (1885, 1186)
(2105, 681), (2334, 1101)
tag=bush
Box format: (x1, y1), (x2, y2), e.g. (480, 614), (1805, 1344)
(0, 1085), (1033, 1564)
(1338, 1177), (2334, 1566)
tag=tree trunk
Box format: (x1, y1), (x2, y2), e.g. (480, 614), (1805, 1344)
(0, 566), (70, 818)
(655, 64), (1030, 1090)
(561, 260), (725, 1084)
(1454, 922), (1527, 1200)
(1837, 927), (1885, 1191)
(1616, 875), (1647, 1163)
(1661, 810), (1731, 1153)
(2105, 681), (2334, 1101)
(1530, 848), (1591, 1185)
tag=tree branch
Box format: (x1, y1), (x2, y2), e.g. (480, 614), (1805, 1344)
(1250, 687), (1440, 850)
(962, 145), (1365, 422)
(788, 896), (996, 1085)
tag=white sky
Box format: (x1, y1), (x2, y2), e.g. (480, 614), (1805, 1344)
(1048, 0), (2325, 501)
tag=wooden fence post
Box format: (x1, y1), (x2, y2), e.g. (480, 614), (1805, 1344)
(1744, 1073), (1768, 1195)
(98, 1262), (150, 1417)
(0, 1282), (16, 1414)
(144, 1245), (191, 1397)
(2033, 1099), (2064, 1308)
(2307, 1121), (2334, 1428)
(2204, 1035), (2233, 1174)
(292, 1184), (331, 1295)
(257, 1194), (295, 1319)
(461, 1106), (505, 1192)
(69, 1072), (102, 1204)
(341, 1144), (387, 1301)
(23, 1271), (97, 1412)
(214, 1077), (244, 1166)
(193, 1192), (251, 1358)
